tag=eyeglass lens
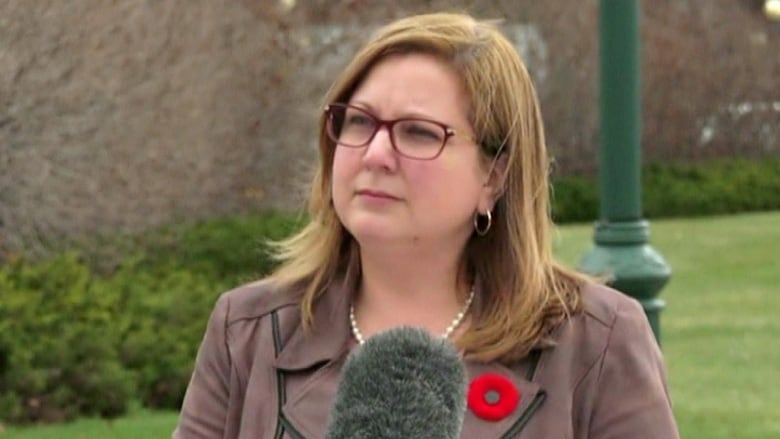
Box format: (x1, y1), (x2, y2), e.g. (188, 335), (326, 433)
(327, 105), (447, 159)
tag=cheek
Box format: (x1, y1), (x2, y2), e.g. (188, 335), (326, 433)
(439, 153), (485, 189)
(331, 149), (356, 204)
(332, 147), (362, 173)
(409, 159), (484, 208)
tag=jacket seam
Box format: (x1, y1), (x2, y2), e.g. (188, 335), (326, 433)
(582, 306), (615, 328)
(573, 290), (625, 385)
(219, 295), (234, 439)
(582, 300), (622, 436)
(223, 295), (233, 371)
(225, 301), (300, 329)
(593, 301), (622, 385)
(272, 311), (286, 439)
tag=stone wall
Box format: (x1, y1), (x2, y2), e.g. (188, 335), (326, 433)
(1, 0), (778, 253)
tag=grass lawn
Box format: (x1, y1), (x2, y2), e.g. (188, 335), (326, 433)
(0, 409), (178, 439)
(3, 211), (779, 438)
(554, 211), (780, 439)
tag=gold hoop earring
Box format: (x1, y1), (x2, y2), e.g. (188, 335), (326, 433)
(474, 210), (492, 236)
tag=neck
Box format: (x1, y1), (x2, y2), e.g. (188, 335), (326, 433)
(352, 240), (472, 340)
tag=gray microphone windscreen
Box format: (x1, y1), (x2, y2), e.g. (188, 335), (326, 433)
(325, 327), (467, 439)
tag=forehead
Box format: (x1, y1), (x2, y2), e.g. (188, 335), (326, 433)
(349, 53), (471, 122)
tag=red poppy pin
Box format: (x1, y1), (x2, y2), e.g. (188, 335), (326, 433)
(467, 373), (520, 421)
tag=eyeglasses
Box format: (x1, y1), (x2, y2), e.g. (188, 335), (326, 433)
(324, 103), (473, 160)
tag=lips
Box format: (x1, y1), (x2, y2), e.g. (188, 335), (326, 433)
(355, 189), (400, 200)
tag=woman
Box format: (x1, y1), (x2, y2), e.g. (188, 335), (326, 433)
(174, 12), (679, 439)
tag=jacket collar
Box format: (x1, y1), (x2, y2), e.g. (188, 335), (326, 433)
(272, 271), (355, 371)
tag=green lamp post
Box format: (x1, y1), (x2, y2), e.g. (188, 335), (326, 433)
(579, 0), (671, 342)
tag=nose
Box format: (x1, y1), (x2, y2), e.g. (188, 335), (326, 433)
(361, 125), (399, 172)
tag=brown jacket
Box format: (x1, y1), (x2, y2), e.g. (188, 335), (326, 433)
(173, 277), (680, 439)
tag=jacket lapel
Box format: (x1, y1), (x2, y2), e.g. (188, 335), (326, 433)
(273, 275), (354, 439)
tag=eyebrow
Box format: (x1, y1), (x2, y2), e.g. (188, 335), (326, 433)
(349, 99), (442, 122)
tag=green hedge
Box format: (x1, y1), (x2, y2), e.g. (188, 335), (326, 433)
(552, 157), (780, 222)
(0, 213), (300, 424)
(0, 254), (135, 423)
(1, 158), (778, 425)
(105, 263), (223, 410)
(641, 158), (780, 218)
(135, 211), (305, 282)
(0, 256), (237, 424)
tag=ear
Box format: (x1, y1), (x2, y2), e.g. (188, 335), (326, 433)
(478, 153), (508, 212)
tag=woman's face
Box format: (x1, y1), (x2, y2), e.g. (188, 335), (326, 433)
(331, 53), (495, 250)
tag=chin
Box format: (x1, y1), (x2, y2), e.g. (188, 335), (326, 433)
(341, 213), (405, 242)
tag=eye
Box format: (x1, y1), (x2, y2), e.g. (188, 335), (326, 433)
(345, 111), (374, 127)
(401, 122), (443, 142)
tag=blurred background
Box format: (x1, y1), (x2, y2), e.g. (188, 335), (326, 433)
(1, 0), (778, 256)
(0, 1), (778, 438)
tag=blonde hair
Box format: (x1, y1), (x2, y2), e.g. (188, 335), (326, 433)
(269, 12), (587, 363)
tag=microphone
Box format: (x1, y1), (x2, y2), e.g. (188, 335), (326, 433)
(325, 327), (467, 439)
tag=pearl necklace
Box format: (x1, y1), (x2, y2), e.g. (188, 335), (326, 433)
(349, 288), (476, 345)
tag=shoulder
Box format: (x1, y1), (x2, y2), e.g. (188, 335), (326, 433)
(205, 279), (305, 376)
(549, 282), (648, 347)
(578, 282), (647, 330)
(214, 279), (302, 328)
(566, 287), (677, 437)
(539, 282), (655, 386)
(561, 281), (653, 358)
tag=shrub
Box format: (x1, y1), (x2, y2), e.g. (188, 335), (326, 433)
(642, 158), (780, 218)
(551, 175), (599, 223)
(102, 263), (225, 409)
(551, 157), (780, 223)
(0, 254), (135, 424)
(136, 211), (306, 283)
(109, 212), (303, 409)
(0, 212), (302, 424)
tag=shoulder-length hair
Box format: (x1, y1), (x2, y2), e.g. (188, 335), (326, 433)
(268, 12), (588, 364)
